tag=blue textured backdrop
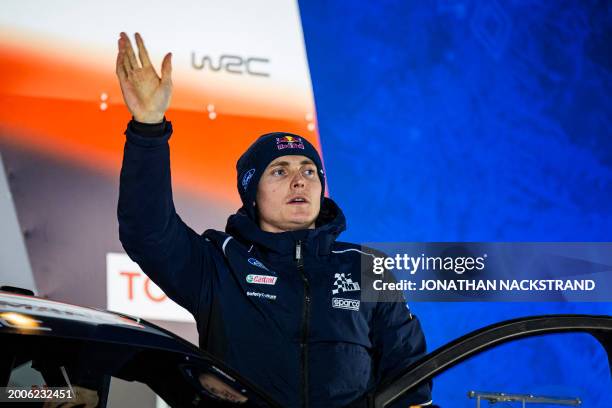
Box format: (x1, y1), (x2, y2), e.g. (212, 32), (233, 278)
(299, 0), (611, 406)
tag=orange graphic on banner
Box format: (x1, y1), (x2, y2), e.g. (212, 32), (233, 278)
(0, 44), (322, 205)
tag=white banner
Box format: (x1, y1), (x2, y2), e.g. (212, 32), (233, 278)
(106, 253), (194, 323)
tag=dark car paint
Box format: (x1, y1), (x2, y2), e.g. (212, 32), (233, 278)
(1, 290), (610, 408)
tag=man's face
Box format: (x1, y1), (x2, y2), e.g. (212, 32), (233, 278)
(256, 155), (322, 233)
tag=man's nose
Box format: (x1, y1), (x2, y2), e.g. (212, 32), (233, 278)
(291, 171), (306, 188)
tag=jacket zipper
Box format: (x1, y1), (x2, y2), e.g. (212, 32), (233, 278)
(296, 240), (310, 408)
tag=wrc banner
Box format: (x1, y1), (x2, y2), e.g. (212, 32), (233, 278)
(0, 0), (321, 329)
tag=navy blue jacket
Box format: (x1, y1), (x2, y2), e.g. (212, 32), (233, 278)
(118, 121), (432, 407)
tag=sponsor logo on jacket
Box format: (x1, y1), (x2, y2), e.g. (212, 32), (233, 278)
(247, 291), (277, 300)
(246, 274), (277, 285)
(248, 257), (271, 272)
(331, 273), (360, 295)
(332, 297), (360, 311)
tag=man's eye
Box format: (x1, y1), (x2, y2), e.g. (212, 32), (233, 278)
(272, 169), (285, 176)
(304, 169), (316, 177)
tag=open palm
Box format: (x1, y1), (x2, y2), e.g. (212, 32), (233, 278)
(116, 32), (172, 124)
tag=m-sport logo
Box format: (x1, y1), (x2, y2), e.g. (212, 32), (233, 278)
(331, 273), (360, 295)
(246, 274), (277, 285)
(191, 53), (270, 77)
(332, 297), (360, 311)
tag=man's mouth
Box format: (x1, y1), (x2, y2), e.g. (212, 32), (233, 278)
(287, 196), (309, 205)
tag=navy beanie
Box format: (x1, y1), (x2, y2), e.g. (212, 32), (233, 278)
(236, 132), (326, 221)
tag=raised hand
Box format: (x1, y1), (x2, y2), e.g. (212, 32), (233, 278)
(116, 32), (172, 124)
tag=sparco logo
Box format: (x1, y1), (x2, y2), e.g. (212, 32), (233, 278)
(246, 274), (277, 285)
(192, 53), (270, 77)
(332, 297), (360, 311)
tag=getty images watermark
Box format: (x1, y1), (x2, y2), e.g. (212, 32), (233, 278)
(359, 243), (612, 302)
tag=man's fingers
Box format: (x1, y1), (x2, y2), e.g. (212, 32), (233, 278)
(116, 40), (128, 80)
(122, 50), (133, 79)
(116, 54), (127, 80)
(135, 32), (152, 68)
(161, 52), (172, 84)
(118, 34), (133, 72)
(120, 32), (140, 71)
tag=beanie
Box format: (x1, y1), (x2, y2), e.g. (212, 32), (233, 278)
(236, 132), (326, 220)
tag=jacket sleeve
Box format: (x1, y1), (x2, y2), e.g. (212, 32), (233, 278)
(370, 271), (433, 407)
(117, 120), (211, 317)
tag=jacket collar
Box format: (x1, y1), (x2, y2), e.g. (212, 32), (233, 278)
(225, 197), (346, 256)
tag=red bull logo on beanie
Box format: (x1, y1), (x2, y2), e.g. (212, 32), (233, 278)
(276, 135), (304, 150)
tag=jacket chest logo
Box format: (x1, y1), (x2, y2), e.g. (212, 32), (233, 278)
(331, 273), (360, 294)
(246, 274), (277, 285)
(332, 297), (360, 311)
(247, 257), (273, 273)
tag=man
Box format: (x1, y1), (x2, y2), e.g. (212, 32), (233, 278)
(116, 32), (432, 407)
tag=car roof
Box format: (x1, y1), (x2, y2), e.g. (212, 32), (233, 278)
(0, 291), (197, 353)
